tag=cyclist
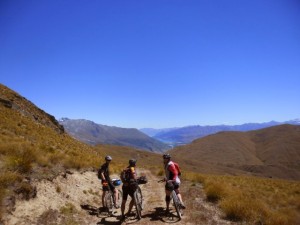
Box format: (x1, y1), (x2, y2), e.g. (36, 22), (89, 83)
(162, 153), (186, 214)
(120, 159), (138, 221)
(98, 155), (119, 209)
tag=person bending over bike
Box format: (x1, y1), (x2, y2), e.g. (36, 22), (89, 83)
(120, 159), (138, 221)
(99, 155), (119, 209)
(163, 153), (186, 213)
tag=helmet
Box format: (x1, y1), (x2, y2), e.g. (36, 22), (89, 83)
(105, 155), (112, 161)
(163, 153), (171, 159)
(129, 159), (137, 166)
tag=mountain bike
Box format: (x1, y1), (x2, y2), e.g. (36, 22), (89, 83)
(133, 176), (147, 220)
(102, 179), (122, 215)
(158, 179), (183, 220)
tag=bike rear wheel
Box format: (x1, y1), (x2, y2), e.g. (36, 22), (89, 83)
(172, 191), (182, 220)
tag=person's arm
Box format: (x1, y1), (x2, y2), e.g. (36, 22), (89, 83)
(100, 165), (107, 181)
(101, 171), (106, 181)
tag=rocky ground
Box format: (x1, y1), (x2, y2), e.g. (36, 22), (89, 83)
(3, 169), (239, 225)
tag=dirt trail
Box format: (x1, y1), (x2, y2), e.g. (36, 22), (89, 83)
(3, 169), (237, 225)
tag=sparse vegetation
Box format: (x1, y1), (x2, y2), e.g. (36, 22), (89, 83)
(184, 172), (300, 225)
(60, 202), (77, 215)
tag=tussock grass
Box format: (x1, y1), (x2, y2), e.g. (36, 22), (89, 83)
(184, 172), (300, 225)
(60, 203), (77, 215)
(0, 106), (103, 219)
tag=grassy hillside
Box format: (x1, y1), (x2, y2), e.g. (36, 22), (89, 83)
(184, 172), (300, 225)
(170, 125), (300, 180)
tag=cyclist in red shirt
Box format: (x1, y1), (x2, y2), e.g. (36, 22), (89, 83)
(163, 153), (186, 214)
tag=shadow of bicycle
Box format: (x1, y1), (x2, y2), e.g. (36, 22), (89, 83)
(81, 204), (123, 224)
(142, 207), (180, 223)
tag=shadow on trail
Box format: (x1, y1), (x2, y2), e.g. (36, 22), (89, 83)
(81, 204), (123, 225)
(81, 204), (99, 216)
(96, 218), (122, 225)
(142, 207), (181, 223)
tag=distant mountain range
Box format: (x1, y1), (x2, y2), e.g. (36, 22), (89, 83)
(169, 124), (300, 180)
(140, 119), (300, 146)
(59, 118), (170, 153)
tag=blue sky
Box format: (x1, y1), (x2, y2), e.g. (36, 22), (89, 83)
(1, 0), (299, 128)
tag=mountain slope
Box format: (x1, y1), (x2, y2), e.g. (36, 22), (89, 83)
(0, 84), (64, 134)
(170, 124), (300, 180)
(59, 118), (170, 153)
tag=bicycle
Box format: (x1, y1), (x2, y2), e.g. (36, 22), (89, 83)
(133, 176), (147, 220)
(158, 179), (183, 220)
(102, 179), (122, 215)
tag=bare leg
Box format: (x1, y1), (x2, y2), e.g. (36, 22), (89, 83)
(176, 193), (186, 209)
(177, 193), (183, 203)
(165, 190), (171, 211)
(113, 189), (119, 207)
(127, 198), (134, 214)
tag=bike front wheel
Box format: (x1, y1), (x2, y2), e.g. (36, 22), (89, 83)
(172, 191), (182, 220)
(105, 192), (114, 214)
(134, 187), (143, 220)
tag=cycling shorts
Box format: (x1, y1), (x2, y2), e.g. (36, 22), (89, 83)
(165, 181), (179, 192)
(122, 185), (135, 201)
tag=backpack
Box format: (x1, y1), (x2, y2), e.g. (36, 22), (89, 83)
(120, 167), (131, 183)
(97, 168), (102, 180)
(173, 162), (182, 176)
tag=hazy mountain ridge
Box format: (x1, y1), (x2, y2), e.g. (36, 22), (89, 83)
(59, 118), (170, 152)
(140, 119), (300, 145)
(170, 124), (300, 180)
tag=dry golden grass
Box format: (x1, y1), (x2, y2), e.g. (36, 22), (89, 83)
(0, 105), (104, 220)
(184, 172), (300, 225)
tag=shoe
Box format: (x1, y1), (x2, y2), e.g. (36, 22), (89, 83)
(180, 202), (186, 209)
(120, 215), (126, 221)
(114, 204), (120, 209)
(165, 208), (170, 216)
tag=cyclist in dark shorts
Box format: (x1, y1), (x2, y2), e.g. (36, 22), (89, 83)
(163, 153), (185, 213)
(120, 159), (138, 221)
(99, 155), (119, 209)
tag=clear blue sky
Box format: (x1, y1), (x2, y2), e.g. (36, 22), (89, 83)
(1, 0), (299, 128)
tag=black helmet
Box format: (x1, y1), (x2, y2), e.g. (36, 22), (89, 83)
(163, 153), (171, 159)
(105, 155), (112, 161)
(129, 159), (137, 166)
